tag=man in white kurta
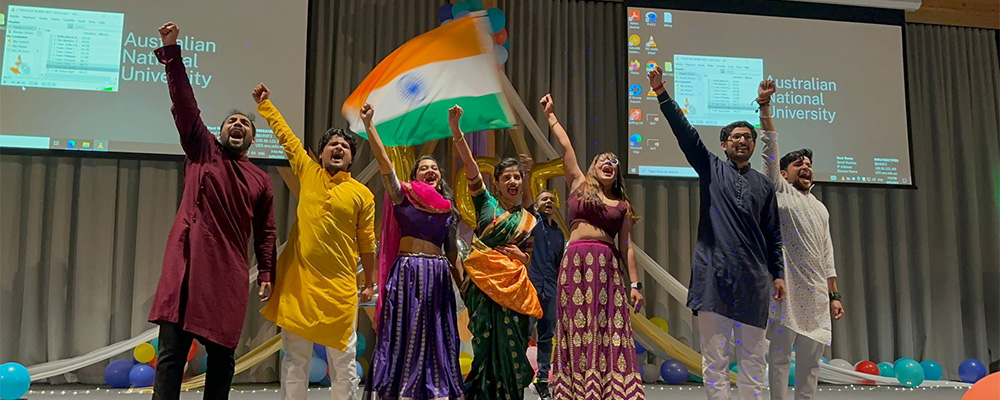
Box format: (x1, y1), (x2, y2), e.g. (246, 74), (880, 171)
(757, 80), (845, 400)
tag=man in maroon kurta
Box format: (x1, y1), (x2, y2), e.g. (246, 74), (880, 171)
(147, 22), (276, 400)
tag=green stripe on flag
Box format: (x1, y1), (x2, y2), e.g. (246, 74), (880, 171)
(358, 93), (512, 147)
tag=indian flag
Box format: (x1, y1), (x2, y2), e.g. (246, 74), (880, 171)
(342, 15), (514, 147)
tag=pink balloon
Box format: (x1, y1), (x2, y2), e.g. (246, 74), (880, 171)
(526, 346), (539, 371)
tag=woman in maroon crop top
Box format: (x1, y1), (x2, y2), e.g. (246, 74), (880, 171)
(539, 94), (646, 400)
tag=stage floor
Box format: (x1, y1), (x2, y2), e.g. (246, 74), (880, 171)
(23, 383), (968, 400)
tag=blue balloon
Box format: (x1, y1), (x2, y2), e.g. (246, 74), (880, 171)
(789, 360), (797, 386)
(688, 373), (703, 383)
(356, 360), (364, 380)
(486, 8), (506, 33)
(467, 0), (485, 11)
(104, 360), (133, 388)
(314, 343), (327, 360)
(0, 363), (30, 400)
(820, 356), (830, 365)
(150, 338), (159, 352)
(128, 364), (155, 388)
(729, 362), (738, 373)
(634, 339), (646, 355)
(958, 359), (987, 383)
(659, 359), (688, 385)
(437, 3), (453, 23)
(494, 45), (508, 64)
(451, 1), (471, 18)
(503, 40), (510, 52)
(894, 358), (924, 387)
(318, 376), (331, 387)
(920, 360), (942, 381)
(356, 334), (367, 356)
(309, 357), (328, 383)
(877, 362), (895, 377)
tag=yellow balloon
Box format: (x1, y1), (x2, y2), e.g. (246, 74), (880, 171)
(460, 355), (473, 376)
(649, 317), (669, 334)
(134, 343), (156, 364)
(453, 157), (498, 229)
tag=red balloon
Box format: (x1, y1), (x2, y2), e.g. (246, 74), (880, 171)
(493, 28), (508, 45)
(855, 361), (880, 376)
(187, 343), (198, 361)
(149, 356), (158, 369)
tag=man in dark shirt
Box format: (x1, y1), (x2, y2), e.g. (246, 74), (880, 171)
(148, 22), (276, 400)
(648, 67), (786, 400)
(525, 190), (564, 400)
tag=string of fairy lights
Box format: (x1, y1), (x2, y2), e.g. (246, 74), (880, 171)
(24, 383), (969, 397)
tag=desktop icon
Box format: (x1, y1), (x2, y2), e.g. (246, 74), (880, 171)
(646, 36), (657, 49)
(629, 59), (641, 71)
(645, 61), (658, 71)
(628, 109), (642, 121)
(629, 134), (643, 147)
(663, 12), (673, 24)
(663, 61), (673, 72)
(628, 10), (640, 22)
(628, 35), (641, 46)
(628, 84), (642, 96)
(66, 140), (75, 149)
(645, 12), (657, 23)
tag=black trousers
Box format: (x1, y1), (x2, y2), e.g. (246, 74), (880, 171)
(530, 294), (557, 381)
(151, 322), (236, 400)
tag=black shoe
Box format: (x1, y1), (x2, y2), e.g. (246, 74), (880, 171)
(534, 380), (551, 400)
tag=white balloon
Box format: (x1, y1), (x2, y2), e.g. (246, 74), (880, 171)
(830, 358), (853, 370)
(641, 364), (661, 383)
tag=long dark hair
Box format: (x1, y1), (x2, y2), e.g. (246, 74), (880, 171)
(409, 155), (454, 202)
(580, 152), (640, 223)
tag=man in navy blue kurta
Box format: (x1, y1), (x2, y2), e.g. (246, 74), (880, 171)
(649, 67), (786, 400)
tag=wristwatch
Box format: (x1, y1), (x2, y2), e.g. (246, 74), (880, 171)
(631, 282), (643, 291)
(829, 292), (842, 302)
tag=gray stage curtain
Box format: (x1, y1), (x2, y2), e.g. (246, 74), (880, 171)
(1, 0), (997, 385)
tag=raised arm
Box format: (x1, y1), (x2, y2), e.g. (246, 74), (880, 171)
(449, 105), (480, 180)
(756, 80), (783, 183)
(359, 103), (405, 204)
(253, 83), (311, 174)
(539, 94), (586, 192)
(155, 22), (212, 160)
(648, 67), (712, 175)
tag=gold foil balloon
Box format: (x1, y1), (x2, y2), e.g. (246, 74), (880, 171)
(454, 157), (499, 229)
(385, 146), (415, 179)
(529, 158), (565, 207)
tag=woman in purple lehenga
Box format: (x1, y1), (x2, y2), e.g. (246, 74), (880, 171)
(358, 103), (466, 400)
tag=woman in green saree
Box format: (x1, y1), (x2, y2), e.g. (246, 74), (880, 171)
(449, 105), (544, 400)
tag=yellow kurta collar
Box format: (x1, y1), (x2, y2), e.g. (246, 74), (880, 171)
(327, 170), (352, 183)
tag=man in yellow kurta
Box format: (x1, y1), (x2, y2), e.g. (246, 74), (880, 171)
(253, 84), (376, 400)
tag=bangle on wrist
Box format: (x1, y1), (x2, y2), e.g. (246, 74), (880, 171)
(653, 83), (664, 92)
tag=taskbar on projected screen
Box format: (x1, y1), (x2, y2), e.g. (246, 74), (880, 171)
(631, 164), (911, 184)
(0, 133), (289, 160)
(633, 165), (698, 177)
